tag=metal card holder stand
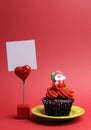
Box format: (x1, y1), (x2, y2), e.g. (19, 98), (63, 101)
(14, 65), (31, 119)
(17, 81), (30, 119)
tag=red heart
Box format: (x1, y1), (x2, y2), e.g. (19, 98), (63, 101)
(14, 65), (31, 81)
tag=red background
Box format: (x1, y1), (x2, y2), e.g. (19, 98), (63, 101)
(0, 0), (91, 129)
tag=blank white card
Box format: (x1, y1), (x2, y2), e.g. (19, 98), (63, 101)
(6, 40), (37, 71)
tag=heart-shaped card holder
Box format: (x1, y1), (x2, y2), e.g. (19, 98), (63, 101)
(14, 65), (31, 119)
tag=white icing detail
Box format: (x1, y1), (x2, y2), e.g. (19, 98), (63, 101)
(55, 73), (66, 83)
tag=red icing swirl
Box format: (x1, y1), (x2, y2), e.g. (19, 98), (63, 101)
(46, 82), (74, 99)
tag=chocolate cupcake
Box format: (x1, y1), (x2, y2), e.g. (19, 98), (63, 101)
(42, 71), (74, 116)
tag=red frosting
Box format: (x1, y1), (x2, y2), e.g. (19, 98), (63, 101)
(46, 81), (74, 99)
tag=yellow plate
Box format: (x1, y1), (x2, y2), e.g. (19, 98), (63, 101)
(31, 105), (85, 120)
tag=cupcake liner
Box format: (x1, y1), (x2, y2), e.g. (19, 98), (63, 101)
(42, 98), (74, 116)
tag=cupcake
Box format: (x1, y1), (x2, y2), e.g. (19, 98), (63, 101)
(42, 71), (74, 116)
